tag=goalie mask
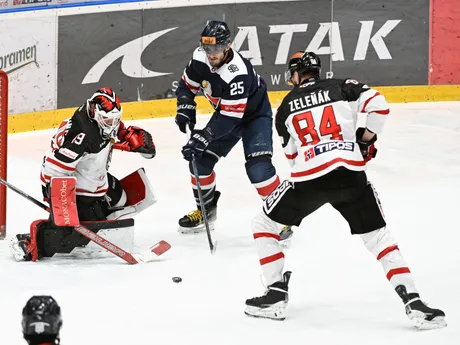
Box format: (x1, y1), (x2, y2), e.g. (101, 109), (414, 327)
(87, 88), (122, 138)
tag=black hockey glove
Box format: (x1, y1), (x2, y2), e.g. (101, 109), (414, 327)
(182, 127), (214, 161)
(356, 127), (378, 159)
(175, 97), (196, 133)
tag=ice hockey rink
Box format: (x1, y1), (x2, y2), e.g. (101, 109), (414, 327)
(0, 101), (459, 344)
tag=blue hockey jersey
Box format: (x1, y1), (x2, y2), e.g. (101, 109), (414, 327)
(175, 47), (271, 139)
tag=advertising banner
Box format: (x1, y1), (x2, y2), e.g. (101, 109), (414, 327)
(430, 0), (460, 84)
(0, 0), (109, 11)
(56, 0), (429, 108)
(0, 16), (57, 114)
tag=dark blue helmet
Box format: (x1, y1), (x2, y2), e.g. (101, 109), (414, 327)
(200, 20), (231, 54)
(22, 296), (62, 344)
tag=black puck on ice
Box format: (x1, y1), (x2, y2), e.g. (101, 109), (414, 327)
(172, 277), (182, 283)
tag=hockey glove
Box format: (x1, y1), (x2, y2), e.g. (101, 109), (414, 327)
(182, 127), (214, 161)
(117, 126), (156, 159)
(175, 97), (196, 133)
(356, 127), (377, 159)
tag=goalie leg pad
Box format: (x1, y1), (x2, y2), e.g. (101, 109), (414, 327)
(107, 168), (157, 220)
(9, 219), (48, 261)
(70, 219), (135, 258)
(50, 176), (79, 227)
(13, 219), (135, 261)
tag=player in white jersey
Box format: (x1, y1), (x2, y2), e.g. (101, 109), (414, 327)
(244, 51), (446, 330)
(10, 88), (157, 262)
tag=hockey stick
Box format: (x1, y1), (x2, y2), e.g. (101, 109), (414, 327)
(186, 126), (217, 254)
(0, 177), (50, 212)
(0, 177), (170, 264)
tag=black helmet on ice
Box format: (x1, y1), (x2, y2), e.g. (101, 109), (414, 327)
(22, 295), (62, 344)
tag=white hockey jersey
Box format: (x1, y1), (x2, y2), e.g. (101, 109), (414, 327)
(40, 105), (115, 197)
(275, 78), (389, 182)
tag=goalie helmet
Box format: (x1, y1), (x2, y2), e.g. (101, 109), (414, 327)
(87, 87), (122, 138)
(22, 295), (62, 344)
(200, 20), (231, 54)
(285, 51), (321, 86)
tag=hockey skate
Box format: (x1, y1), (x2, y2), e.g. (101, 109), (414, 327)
(178, 191), (220, 234)
(279, 225), (294, 246)
(9, 234), (33, 262)
(245, 271), (292, 321)
(395, 285), (447, 330)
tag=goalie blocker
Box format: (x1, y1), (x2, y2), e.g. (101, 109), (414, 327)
(10, 168), (157, 262)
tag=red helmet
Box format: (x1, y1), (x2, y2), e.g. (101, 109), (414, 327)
(87, 88), (122, 138)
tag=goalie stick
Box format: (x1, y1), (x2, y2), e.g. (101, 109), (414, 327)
(0, 177), (170, 264)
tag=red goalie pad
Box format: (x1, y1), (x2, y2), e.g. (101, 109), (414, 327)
(120, 168), (148, 206)
(50, 177), (79, 227)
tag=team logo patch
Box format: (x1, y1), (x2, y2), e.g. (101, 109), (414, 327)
(201, 80), (220, 109)
(263, 180), (292, 214)
(228, 64), (239, 73)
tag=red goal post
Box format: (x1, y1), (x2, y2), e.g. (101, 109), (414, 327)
(0, 70), (8, 239)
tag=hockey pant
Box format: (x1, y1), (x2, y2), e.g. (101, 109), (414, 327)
(189, 114), (280, 207)
(252, 169), (418, 294)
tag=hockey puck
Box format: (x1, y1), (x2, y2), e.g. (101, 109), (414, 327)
(172, 277), (182, 283)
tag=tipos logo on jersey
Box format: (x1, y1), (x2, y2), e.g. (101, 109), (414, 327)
(305, 142), (355, 161)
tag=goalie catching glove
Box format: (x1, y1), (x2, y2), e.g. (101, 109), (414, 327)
(116, 124), (156, 159)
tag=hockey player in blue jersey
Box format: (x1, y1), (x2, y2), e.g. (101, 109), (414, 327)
(175, 20), (291, 238)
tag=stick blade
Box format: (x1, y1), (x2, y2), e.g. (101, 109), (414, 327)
(151, 240), (171, 256)
(135, 240), (171, 263)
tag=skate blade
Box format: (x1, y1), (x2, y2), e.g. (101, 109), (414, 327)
(280, 237), (292, 248)
(244, 304), (286, 321)
(409, 311), (447, 330)
(279, 229), (293, 248)
(178, 223), (215, 234)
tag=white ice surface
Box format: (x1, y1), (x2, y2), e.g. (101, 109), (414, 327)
(0, 102), (459, 344)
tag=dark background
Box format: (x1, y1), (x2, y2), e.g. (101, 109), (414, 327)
(57, 0), (429, 108)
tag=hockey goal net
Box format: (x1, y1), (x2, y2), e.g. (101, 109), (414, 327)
(0, 70), (7, 239)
